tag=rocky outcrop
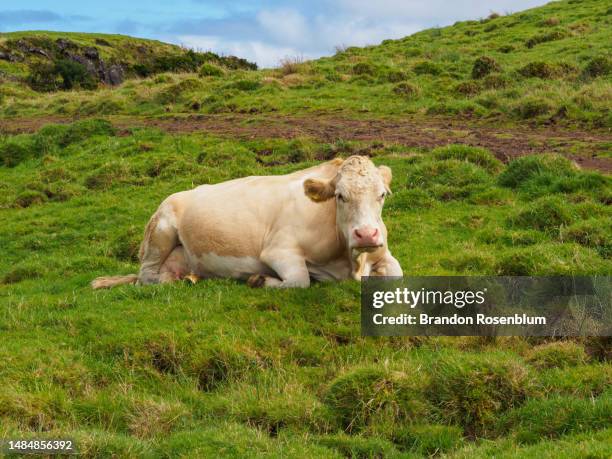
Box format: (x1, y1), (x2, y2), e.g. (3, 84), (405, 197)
(55, 39), (124, 86)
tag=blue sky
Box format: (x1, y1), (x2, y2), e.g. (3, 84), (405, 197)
(1, 0), (549, 67)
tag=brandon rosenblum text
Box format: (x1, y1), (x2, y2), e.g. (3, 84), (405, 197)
(372, 313), (547, 326)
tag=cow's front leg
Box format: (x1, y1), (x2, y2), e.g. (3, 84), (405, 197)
(250, 249), (310, 288)
(371, 251), (403, 277)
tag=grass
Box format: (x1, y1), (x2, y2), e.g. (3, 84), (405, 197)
(0, 121), (610, 456)
(0, 0), (610, 456)
(1, 0), (611, 128)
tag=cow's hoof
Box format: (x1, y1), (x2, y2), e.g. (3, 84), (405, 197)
(247, 274), (266, 288)
(184, 273), (200, 284)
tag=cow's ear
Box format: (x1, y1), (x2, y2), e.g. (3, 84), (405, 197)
(304, 178), (336, 202)
(379, 165), (392, 193)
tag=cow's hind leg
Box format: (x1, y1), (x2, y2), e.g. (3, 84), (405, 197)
(138, 204), (179, 285)
(159, 246), (190, 284)
(249, 249), (310, 288)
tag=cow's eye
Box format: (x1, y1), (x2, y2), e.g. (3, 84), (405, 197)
(337, 193), (347, 202)
(379, 192), (386, 201)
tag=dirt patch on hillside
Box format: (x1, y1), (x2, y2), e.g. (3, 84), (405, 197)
(1, 114), (610, 172)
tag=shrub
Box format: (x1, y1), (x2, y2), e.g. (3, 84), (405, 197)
(393, 424), (464, 455)
(198, 63), (224, 77)
(27, 59), (96, 92)
(525, 30), (567, 48)
(427, 353), (534, 436)
(278, 56), (304, 76)
(582, 56), (611, 79)
(519, 61), (557, 79)
(509, 196), (575, 233)
(392, 82), (419, 98)
(352, 62), (376, 76)
(431, 145), (503, 174)
(513, 97), (552, 119)
(472, 56), (501, 79)
(526, 341), (589, 369)
(562, 218), (611, 258)
(413, 60), (442, 75)
(454, 81), (481, 96)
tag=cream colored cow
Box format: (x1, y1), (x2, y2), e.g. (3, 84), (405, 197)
(92, 155), (402, 289)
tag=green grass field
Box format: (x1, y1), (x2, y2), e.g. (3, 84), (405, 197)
(1, 0), (611, 456)
(0, 120), (610, 457)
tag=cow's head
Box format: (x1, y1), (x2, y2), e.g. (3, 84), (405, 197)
(304, 156), (392, 253)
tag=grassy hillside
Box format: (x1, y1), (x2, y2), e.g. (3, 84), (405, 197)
(1, 0), (611, 127)
(0, 119), (610, 457)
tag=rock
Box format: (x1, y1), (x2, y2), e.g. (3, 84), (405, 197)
(56, 38), (77, 51)
(107, 65), (124, 85)
(84, 47), (100, 60)
(0, 51), (17, 62)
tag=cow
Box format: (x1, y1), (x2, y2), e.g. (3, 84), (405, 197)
(91, 155), (402, 289)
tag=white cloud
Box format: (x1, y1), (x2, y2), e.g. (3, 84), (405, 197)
(174, 0), (550, 68)
(256, 9), (310, 47)
(179, 34), (317, 67)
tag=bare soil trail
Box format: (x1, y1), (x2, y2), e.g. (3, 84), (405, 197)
(2, 114), (610, 172)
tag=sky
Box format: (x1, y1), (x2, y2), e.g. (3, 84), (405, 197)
(0, 0), (550, 68)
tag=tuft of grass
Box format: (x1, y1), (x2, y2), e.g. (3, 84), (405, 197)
(525, 29), (568, 49)
(405, 158), (493, 201)
(323, 367), (422, 433)
(191, 345), (267, 391)
(198, 63), (224, 77)
(519, 61), (558, 79)
(393, 424), (464, 455)
(496, 393), (612, 443)
(513, 97), (552, 119)
(414, 60), (442, 76)
(495, 242), (608, 275)
(582, 56), (611, 79)
(526, 341), (589, 369)
(498, 154), (576, 189)
(13, 189), (48, 207)
(508, 196), (575, 233)
(392, 82), (419, 98)
(562, 218), (611, 258)
(431, 145), (503, 174)
(427, 353), (535, 437)
(316, 434), (400, 458)
(472, 56), (501, 79)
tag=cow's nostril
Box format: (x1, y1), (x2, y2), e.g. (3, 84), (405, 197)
(355, 229), (363, 239)
(372, 228), (379, 238)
